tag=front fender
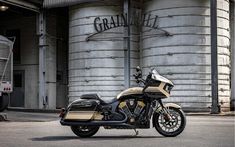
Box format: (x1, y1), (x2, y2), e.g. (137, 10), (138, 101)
(152, 103), (181, 128)
(155, 103), (181, 113)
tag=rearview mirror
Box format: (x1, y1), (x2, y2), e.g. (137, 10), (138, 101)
(136, 66), (141, 72)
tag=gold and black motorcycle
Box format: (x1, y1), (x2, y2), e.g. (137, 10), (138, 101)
(59, 66), (186, 137)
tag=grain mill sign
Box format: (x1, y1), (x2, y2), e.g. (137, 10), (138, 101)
(86, 12), (171, 41)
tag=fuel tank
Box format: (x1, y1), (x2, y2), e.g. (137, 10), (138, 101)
(117, 87), (143, 99)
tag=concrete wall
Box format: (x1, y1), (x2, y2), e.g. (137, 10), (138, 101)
(0, 16), (39, 108)
(0, 11), (68, 109)
(43, 11), (68, 109)
(45, 14), (57, 109)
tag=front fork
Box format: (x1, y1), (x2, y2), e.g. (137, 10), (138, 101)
(158, 100), (172, 121)
(145, 99), (172, 122)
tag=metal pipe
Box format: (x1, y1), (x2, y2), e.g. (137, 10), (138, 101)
(60, 110), (130, 126)
(60, 121), (135, 127)
(210, 0), (219, 114)
(38, 11), (47, 109)
(124, 0), (131, 88)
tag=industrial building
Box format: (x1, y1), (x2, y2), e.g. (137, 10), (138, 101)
(0, 0), (234, 112)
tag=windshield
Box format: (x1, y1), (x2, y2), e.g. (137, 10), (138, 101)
(150, 68), (174, 85)
(151, 68), (159, 75)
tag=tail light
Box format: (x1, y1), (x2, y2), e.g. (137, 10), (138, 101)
(3, 87), (11, 91)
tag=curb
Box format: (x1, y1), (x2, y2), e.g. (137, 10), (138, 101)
(186, 112), (235, 116)
(7, 107), (60, 113)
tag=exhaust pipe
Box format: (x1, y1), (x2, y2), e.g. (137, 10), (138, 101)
(60, 110), (132, 127)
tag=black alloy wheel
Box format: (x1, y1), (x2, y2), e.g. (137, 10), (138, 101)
(71, 126), (99, 138)
(154, 107), (186, 137)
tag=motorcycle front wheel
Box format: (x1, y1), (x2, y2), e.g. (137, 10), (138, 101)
(71, 126), (99, 138)
(153, 107), (186, 137)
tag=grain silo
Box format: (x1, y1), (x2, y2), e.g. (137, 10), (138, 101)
(68, 1), (139, 102)
(141, 0), (230, 111)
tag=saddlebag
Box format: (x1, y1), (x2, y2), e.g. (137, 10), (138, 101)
(64, 99), (103, 121)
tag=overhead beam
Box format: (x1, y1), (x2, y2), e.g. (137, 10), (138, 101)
(0, 0), (40, 12)
(43, 0), (99, 8)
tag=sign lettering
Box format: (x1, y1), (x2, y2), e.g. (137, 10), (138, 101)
(86, 11), (170, 41)
(94, 12), (159, 33)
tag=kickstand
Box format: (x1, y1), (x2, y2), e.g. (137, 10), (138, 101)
(134, 129), (139, 136)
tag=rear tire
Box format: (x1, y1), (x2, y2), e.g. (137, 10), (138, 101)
(71, 126), (99, 138)
(153, 107), (186, 137)
(0, 94), (9, 112)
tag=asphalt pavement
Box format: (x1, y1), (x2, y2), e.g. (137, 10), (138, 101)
(0, 111), (234, 147)
(3, 110), (59, 122)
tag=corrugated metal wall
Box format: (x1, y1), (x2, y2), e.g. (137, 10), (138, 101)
(142, 0), (230, 111)
(231, 0), (235, 110)
(217, 0), (230, 111)
(68, 2), (139, 102)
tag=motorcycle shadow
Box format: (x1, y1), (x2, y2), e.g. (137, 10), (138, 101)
(31, 135), (164, 141)
(83, 135), (164, 140)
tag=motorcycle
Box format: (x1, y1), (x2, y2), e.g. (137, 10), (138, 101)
(59, 66), (186, 137)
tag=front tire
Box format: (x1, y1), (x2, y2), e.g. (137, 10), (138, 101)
(71, 126), (99, 138)
(0, 94), (9, 112)
(153, 107), (186, 137)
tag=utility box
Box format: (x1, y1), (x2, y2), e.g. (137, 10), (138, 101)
(0, 35), (14, 111)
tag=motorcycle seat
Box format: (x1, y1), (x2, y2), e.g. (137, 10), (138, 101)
(80, 94), (117, 104)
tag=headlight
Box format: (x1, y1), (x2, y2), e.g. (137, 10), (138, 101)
(164, 84), (173, 93)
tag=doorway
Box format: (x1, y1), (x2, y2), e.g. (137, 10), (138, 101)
(10, 70), (25, 107)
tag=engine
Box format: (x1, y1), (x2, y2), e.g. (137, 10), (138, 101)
(118, 99), (145, 124)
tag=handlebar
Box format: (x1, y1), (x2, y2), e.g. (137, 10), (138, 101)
(133, 66), (144, 84)
(133, 77), (145, 84)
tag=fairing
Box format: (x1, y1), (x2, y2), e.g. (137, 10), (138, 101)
(117, 69), (174, 99)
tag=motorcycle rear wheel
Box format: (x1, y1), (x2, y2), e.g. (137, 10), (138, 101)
(71, 126), (99, 138)
(154, 107), (186, 137)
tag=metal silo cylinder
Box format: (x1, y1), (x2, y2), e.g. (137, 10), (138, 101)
(142, 0), (230, 111)
(68, 2), (139, 102)
(0, 35), (12, 82)
(217, 0), (230, 111)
